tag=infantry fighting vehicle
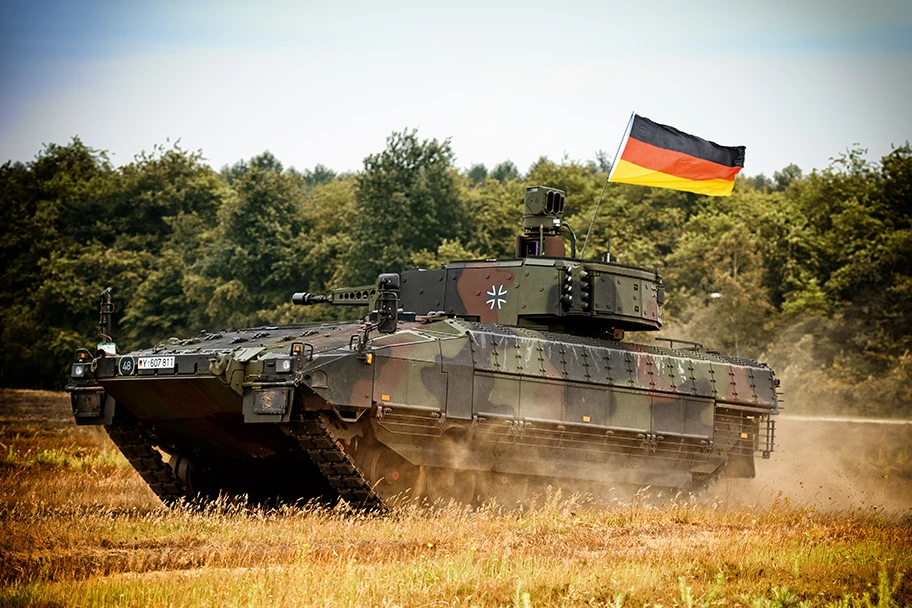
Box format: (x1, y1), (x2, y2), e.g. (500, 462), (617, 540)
(67, 186), (778, 509)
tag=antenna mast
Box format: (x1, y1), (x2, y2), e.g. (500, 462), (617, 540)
(580, 111), (634, 259)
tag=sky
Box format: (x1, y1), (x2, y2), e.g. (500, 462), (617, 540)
(1, 0), (911, 179)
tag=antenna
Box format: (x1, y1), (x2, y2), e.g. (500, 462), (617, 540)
(580, 111), (634, 259)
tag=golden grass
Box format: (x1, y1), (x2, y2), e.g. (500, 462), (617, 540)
(1, 389), (910, 607)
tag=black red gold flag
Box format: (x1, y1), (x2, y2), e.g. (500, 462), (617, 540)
(608, 114), (745, 196)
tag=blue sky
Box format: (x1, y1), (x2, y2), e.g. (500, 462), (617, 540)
(1, 0), (910, 178)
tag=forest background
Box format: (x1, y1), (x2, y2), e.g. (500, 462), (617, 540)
(1, 131), (910, 417)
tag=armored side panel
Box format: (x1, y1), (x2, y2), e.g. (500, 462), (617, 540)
(362, 320), (776, 488)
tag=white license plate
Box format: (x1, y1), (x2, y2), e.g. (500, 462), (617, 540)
(138, 356), (175, 370)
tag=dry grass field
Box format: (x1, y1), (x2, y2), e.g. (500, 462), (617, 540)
(1, 388), (910, 607)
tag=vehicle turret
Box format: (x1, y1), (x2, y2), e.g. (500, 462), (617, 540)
(294, 186), (664, 338)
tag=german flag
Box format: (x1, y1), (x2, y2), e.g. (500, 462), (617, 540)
(608, 114), (745, 197)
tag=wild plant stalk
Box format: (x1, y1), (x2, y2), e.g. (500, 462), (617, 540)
(1, 389), (910, 607)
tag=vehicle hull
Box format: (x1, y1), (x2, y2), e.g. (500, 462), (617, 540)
(70, 319), (777, 507)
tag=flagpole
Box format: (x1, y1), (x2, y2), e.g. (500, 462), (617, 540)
(579, 111), (635, 260)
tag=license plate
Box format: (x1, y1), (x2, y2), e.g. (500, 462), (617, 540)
(138, 356), (175, 370)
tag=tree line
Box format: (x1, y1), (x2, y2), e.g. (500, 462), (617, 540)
(1, 131), (909, 416)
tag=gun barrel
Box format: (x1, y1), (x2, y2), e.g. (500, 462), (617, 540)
(292, 292), (332, 306)
(292, 285), (377, 306)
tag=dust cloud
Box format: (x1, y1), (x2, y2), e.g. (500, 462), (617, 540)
(709, 415), (912, 516)
(429, 414), (912, 516)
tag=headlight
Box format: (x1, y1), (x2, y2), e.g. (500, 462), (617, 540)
(71, 364), (86, 378)
(276, 357), (293, 373)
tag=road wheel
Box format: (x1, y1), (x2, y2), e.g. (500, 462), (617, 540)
(477, 472), (531, 510)
(425, 466), (477, 506)
(361, 443), (422, 504)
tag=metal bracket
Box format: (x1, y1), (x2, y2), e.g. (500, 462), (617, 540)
(349, 334), (361, 350)
(640, 432), (659, 452)
(655, 337), (704, 350)
(507, 419), (529, 441)
(556, 424), (566, 448)
(600, 429), (615, 452)
(429, 411), (446, 430)
(333, 407), (367, 424)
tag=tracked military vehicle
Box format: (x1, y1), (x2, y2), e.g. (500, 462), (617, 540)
(67, 186), (778, 508)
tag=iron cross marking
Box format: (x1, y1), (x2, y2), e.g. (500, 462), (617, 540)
(486, 285), (507, 310)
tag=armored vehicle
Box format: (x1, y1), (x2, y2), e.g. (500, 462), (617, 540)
(67, 186), (778, 508)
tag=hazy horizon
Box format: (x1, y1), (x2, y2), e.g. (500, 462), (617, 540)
(2, 0), (910, 178)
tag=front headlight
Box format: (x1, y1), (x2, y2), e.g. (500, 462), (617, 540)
(71, 364), (86, 378)
(276, 357), (293, 373)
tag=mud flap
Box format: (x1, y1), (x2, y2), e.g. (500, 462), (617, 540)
(243, 388), (293, 423)
(724, 453), (756, 478)
(690, 460), (726, 476)
(72, 390), (115, 425)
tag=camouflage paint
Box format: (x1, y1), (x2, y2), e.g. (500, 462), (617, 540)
(66, 185), (779, 499)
